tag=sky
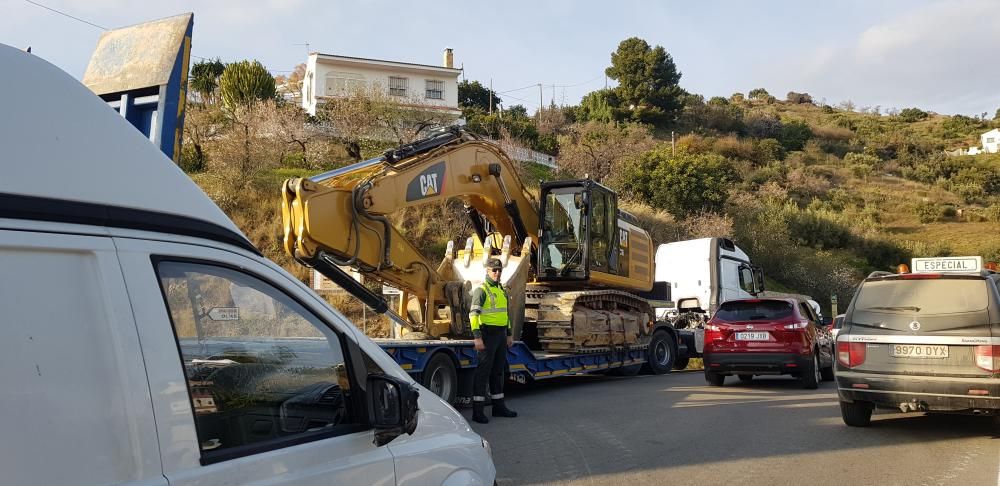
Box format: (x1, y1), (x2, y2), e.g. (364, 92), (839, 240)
(5, 0), (999, 117)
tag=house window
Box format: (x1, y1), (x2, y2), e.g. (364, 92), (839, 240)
(326, 72), (365, 96)
(425, 80), (444, 100)
(987, 137), (996, 144)
(389, 76), (408, 97)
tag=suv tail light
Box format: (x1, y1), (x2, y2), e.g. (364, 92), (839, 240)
(783, 321), (809, 330)
(974, 345), (1000, 373)
(837, 341), (866, 367)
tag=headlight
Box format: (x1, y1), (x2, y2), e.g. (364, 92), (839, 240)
(481, 437), (493, 459)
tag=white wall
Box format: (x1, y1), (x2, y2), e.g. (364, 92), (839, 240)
(303, 54), (460, 116)
(981, 129), (1000, 154)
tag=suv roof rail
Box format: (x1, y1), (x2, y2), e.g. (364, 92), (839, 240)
(867, 271), (894, 279)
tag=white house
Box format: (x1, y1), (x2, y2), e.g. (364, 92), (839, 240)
(981, 128), (1000, 154)
(302, 48), (462, 117)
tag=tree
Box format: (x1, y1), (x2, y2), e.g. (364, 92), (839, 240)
(575, 88), (621, 123)
(619, 147), (738, 218)
(779, 120), (813, 151)
(458, 80), (501, 113)
(897, 107), (929, 122)
(748, 88), (770, 101)
(274, 63), (307, 106)
(505, 104), (529, 119)
(993, 107), (1000, 121)
(190, 58), (226, 103)
(219, 60), (276, 112)
(604, 37), (684, 125)
(786, 91), (813, 104)
(556, 121), (656, 182)
(320, 86), (460, 160)
(729, 92), (746, 104)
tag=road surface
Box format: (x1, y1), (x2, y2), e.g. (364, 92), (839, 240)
(470, 371), (1000, 485)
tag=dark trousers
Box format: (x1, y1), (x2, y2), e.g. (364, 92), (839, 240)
(473, 326), (508, 403)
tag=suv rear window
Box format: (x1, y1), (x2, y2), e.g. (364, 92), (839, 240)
(851, 277), (992, 331)
(715, 300), (793, 321)
(855, 278), (988, 315)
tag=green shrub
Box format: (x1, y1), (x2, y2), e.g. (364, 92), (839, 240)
(179, 144), (206, 173)
(779, 120), (813, 151)
(752, 138), (786, 164)
(941, 205), (957, 218)
(897, 108), (929, 122)
(985, 204), (1000, 223)
(915, 201), (938, 223)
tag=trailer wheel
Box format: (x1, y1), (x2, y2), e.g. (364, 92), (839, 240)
(421, 353), (458, 404)
(643, 330), (676, 375)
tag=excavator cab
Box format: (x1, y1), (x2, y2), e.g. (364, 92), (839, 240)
(537, 180), (618, 282)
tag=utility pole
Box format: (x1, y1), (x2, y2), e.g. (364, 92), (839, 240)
(489, 78), (493, 115)
(671, 131), (675, 155)
(538, 83), (543, 120)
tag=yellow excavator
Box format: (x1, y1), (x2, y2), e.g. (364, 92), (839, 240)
(281, 127), (670, 354)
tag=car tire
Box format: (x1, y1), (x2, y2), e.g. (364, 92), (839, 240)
(643, 330), (676, 375)
(738, 374), (753, 383)
(705, 369), (725, 386)
(673, 356), (690, 370)
(820, 349), (836, 382)
(840, 400), (874, 427)
(421, 353), (458, 404)
(800, 353), (820, 389)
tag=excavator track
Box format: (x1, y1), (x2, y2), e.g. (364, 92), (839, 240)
(526, 286), (655, 353)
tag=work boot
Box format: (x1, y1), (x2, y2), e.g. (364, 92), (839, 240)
(491, 399), (518, 418)
(472, 403), (489, 424)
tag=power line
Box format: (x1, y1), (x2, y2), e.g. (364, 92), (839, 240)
(23, 0), (107, 30)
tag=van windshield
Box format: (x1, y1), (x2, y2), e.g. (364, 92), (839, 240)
(715, 300), (793, 321)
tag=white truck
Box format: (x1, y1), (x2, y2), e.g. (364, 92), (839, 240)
(654, 237), (765, 366)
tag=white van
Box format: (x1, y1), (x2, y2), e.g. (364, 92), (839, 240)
(0, 44), (495, 485)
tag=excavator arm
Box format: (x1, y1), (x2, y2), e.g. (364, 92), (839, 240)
(282, 128), (538, 334)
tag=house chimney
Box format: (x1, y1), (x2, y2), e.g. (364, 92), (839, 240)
(443, 48), (454, 68)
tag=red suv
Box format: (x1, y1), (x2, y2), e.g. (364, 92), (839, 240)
(703, 298), (835, 388)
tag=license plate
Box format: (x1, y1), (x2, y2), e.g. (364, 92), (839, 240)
(889, 344), (949, 358)
(735, 332), (770, 341)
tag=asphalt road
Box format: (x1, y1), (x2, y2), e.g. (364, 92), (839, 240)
(468, 371), (1000, 486)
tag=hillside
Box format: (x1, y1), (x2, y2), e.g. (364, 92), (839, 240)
(181, 88), (1000, 325)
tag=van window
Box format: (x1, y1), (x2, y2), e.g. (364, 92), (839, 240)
(715, 300), (793, 321)
(156, 261), (364, 460)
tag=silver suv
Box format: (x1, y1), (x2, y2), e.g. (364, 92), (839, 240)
(835, 257), (1000, 426)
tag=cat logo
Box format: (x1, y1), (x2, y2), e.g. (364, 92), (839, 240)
(420, 173), (439, 196)
(406, 161), (446, 202)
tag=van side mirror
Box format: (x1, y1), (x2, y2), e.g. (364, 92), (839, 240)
(367, 374), (419, 446)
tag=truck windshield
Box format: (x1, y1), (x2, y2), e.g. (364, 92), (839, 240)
(540, 187), (586, 279)
(715, 300), (793, 321)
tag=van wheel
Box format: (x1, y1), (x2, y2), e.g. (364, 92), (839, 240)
(705, 369), (725, 386)
(673, 356), (690, 370)
(840, 400), (874, 427)
(421, 353), (458, 404)
(643, 330), (676, 375)
(738, 374), (753, 383)
(800, 353), (820, 389)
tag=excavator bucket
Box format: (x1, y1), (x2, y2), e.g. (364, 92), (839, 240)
(446, 233), (530, 341)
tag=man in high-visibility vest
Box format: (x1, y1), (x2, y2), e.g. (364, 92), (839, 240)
(470, 258), (518, 424)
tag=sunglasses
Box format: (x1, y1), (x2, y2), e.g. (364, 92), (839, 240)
(488, 268), (502, 273)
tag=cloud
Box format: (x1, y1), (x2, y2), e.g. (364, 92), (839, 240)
(777, 0), (1000, 115)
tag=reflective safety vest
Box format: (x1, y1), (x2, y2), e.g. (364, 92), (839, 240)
(472, 281), (509, 328)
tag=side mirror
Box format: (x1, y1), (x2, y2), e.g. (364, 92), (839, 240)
(367, 374), (419, 447)
(752, 266), (765, 295)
